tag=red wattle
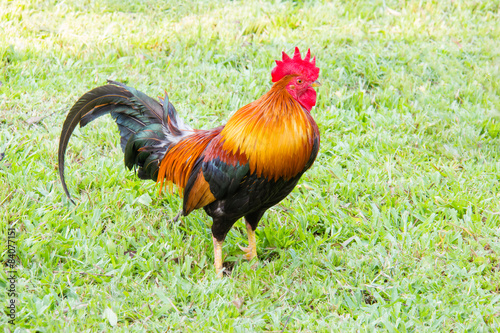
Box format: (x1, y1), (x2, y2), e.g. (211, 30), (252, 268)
(297, 88), (316, 112)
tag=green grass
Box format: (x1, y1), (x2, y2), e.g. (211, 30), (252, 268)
(1, 0), (500, 331)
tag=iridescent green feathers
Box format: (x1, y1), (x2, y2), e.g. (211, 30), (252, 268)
(58, 81), (184, 203)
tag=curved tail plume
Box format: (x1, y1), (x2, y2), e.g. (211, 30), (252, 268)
(58, 81), (191, 203)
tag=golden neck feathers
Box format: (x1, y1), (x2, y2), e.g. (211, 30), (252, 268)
(220, 78), (319, 181)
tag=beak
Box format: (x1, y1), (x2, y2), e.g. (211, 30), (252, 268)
(311, 80), (321, 88)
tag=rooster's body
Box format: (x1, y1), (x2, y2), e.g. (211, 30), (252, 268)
(59, 48), (321, 277)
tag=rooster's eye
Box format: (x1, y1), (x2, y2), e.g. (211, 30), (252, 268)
(297, 79), (303, 84)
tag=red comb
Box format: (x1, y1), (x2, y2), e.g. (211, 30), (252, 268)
(271, 47), (319, 83)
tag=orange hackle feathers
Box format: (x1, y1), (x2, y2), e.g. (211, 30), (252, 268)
(157, 129), (220, 195)
(204, 136), (248, 166)
(220, 76), (319, 181)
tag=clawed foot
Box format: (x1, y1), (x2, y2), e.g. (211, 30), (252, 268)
(212, 220), (259, 277)
(238, 244), (257, 262)
(239, 220), (259, 268)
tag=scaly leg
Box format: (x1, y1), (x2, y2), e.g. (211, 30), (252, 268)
(239, 220), (258, 262)
(213, 236), (224, 278)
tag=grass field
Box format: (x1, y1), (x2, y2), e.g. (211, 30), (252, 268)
(1, 0), (500, 331)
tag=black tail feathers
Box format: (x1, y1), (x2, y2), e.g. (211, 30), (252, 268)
(58, 81), (190, 203)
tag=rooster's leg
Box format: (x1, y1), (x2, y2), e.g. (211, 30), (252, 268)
(213, 236), (224, 278)
(239, 220), (258, 262)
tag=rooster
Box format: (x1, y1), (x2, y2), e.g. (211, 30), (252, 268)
(59, 47), (321, 277)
